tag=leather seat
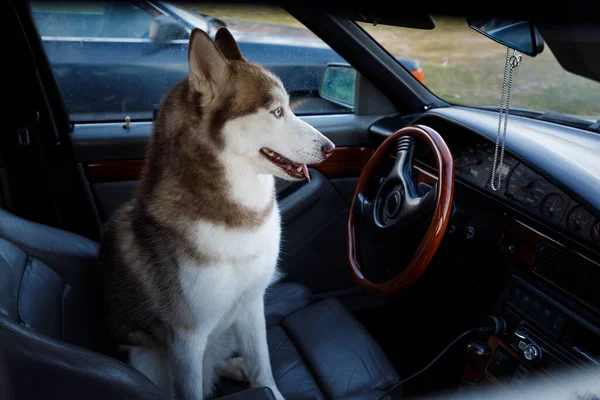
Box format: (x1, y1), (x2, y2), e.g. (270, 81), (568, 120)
(0, 207), (399, 400)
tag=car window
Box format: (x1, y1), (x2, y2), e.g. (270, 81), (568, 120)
(32, 1), (156, 38)
(30, 1), (353, 122)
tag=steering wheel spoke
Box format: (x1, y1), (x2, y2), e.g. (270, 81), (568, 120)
(388, 136), (416, 183)
(416, 181), (438, 216)
(393, 182), (437, 229)
(354, 191), (376, 229)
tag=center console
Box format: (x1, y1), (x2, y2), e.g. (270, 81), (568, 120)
(485, 277), (599, 386)
(462, 217), (600, 388)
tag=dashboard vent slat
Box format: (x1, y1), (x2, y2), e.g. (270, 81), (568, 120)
(534, 243), (600, 310)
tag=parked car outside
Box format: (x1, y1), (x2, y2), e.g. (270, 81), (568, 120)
(30, 0), (424, 122)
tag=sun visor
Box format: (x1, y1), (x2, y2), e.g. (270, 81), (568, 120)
(536, 22), (600, 84)
(326, 9), (435, 30)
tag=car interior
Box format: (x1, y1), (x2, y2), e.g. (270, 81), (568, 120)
(3, 0), (600, 399)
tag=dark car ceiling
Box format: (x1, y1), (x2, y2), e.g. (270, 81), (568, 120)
(274, 0), (598, 20)
(319, 9), (436, 30)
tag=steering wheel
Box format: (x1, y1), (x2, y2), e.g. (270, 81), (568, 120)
(347, 125), (455, 295)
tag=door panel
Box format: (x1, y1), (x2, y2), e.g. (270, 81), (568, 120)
(90, 180), (137, 223)
(278, 170), (355, 293)
(72, 114), (375, 162)
(73, 113), (382, 295)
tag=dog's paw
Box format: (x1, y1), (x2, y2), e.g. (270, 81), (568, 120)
(270, 387), (286, 400)
(220, 357), (248, 382)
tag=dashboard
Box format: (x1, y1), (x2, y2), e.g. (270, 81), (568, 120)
(453, 140), (600, 251)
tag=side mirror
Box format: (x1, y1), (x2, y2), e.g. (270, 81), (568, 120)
(191, 10), (227, 37)
(467, 18), (544, 57)
(149, 15), (188, 43)
(319, 63), (357, 109)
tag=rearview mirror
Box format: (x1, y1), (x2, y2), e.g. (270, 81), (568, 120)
(467, 18), (544, 56)
(149, 15), (188, 43)
(319, 64), (357, 109)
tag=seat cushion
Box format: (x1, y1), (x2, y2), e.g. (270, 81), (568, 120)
(217, 284), (399, 400)
(264, 282), (312, 326)
(268, 295), (399, 400)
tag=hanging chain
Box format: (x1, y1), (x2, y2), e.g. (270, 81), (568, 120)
(490, 48), (522, 191)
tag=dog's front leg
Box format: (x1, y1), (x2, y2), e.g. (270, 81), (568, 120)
(234, 295), (285, 400)
(169, 328), (211, 400)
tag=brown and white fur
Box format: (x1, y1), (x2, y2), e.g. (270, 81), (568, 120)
(98, 27), (335, 400)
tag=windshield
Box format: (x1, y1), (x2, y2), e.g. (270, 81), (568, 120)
(357, 17), (600, 122)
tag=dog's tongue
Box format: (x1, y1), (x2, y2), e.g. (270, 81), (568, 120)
(302, 164), (310, 182)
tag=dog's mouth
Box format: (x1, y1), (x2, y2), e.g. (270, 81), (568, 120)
(260, 148), (310, 182)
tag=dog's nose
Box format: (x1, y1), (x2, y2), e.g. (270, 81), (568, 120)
(322, 142), (335, 158)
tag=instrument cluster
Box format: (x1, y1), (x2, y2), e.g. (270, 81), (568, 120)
(454, 141), (600, 249)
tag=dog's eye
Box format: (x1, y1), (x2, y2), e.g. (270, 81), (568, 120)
(272, 107), (283, 118)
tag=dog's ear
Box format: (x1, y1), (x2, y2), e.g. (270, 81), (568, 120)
(214, 27), (245, 62)
(188, 28), (228, 97)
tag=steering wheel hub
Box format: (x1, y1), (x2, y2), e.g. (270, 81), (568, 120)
(385, 190), (402, 216)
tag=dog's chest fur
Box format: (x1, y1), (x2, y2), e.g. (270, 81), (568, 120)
(180, 182), (281, 318)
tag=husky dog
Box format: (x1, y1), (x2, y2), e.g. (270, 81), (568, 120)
(98, 27), (335, 400)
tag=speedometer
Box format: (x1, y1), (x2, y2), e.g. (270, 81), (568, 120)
(506, 164), (550, 206)
(454, 143), (493, 186)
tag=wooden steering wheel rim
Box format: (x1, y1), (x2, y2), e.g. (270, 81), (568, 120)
(346, 124), (454, 295)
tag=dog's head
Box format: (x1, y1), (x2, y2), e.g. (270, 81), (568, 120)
(187, 27), (335, 181)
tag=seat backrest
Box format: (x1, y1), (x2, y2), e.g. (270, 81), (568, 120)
(0, 207), (101, 350)
(0, 208), (162, 400)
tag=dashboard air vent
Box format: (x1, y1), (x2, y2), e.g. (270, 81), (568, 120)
(533, 242), (600, 311)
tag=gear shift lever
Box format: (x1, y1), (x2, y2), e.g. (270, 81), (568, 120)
(462, 341), (492, 384)
(461, 316), (506, 385)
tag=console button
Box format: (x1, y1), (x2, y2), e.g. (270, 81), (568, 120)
(523, 344), (541, 362)
(520, 293), (533, 314)
(547, 313), (566, 334)
(540, 308), (553, 326)
(464, 226), (475, 240)
(507, 287), (523, 307)
(530, 299), (543, 318)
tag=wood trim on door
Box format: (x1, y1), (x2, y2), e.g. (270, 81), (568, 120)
(85, 159), (146, 183)
(312, 147), (374, 179)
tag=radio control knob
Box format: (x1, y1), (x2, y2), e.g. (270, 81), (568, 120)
(523, 344), (541, 362)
